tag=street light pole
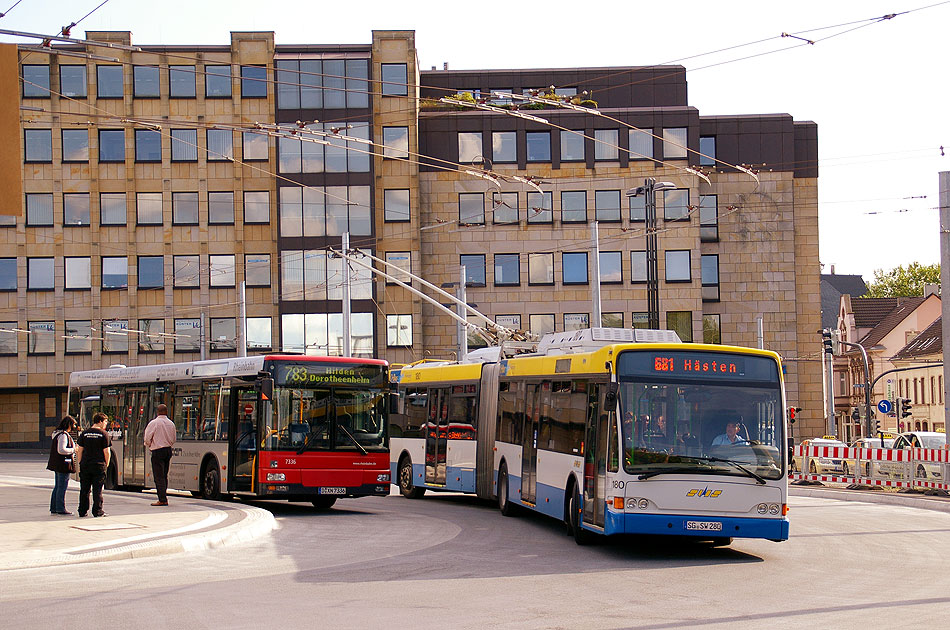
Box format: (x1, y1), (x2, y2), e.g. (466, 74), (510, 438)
(627, 179), (675, 330)
(840, 340), (872, 436)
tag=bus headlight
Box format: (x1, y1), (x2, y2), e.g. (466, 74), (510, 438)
(769, 504), (780, 515)
(757, 503), (780, 515)
(377, 473), (390, 482)
(266, 472), (286, 481)
(625, 498), (649, 510)
(757, 503), (768, 514)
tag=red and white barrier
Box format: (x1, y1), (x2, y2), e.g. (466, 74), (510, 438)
(789, 444), (949, 491)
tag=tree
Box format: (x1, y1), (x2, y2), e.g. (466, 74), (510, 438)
(863, 263), (940, 297)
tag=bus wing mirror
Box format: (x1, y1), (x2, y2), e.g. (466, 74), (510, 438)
(604, 382), (619, 408)
(260, 377), (274, 401)
(389, 392), (401, 414)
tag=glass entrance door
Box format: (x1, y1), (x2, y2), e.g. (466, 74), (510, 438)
(425, 388), (447, 485)
(582, 384), (609, 528)
(521, 383), (540, 504)
(123, 388), (149, 486)
(229, 388), (258, 493)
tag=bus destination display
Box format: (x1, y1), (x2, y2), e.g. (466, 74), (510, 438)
(618, 350), (779, 381)
(273, 363), (387, 387)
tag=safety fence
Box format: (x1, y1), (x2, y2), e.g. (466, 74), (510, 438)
(790, 444), (950, 491)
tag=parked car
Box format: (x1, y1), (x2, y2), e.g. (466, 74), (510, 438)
(894, 431), (947, 480)
(842, 435), (895, 477)
(791, 438), (847, 474)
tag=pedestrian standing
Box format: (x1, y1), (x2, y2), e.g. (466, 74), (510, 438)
(47, 415), (77, 515)
(76, 412), (111, 518)
(144, 403), (176, 506)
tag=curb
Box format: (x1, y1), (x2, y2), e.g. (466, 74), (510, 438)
(790, 485), (950, 514)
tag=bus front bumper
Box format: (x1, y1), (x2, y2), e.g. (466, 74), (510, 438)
(606, 510), (789, 541)
(256, 482), (390, 499)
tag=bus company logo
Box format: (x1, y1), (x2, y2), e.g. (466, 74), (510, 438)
(686, 487), (722, 498)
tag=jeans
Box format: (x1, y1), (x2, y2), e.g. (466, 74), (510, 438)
(50, 471), (70, 513)
(78, 466), (106, 516)
(150, 447), (172, 502)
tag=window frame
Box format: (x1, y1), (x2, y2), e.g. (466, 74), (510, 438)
(240, 65), (268, 98)
(382, 126), (409, 159)
(599, 251), (623, 284)
(61, 128), (90, 163)
(59, 65), (87, 98)
(22, 64), (51, 98)
(384, 189), (410, 222)
(209, 254), (236, 288)
(594, 189), (622, 222)
(386, 314), (413, 347)
(380, 63), (409, 97)
(132, 65), (161, 98)
(27, 257), (54, 291)
(24, 128), (52, 163)
(96, 65), (124, 99)
(492, 131), (517, 163)
(701, 253), (720, 302)
(137, 255), (164, 290)
(663, 188), (690, 221)
(594, 129), (619, 161)
(173, 255), (200, 288)
(63, 193), (91, 226)
(0, 258), (17, 291)
(630, 250), (647, 283)
(458, 132), (483, 164)
(206, 128), (233, 161)
(560, 191), (587, 223)
(244, 253), (271, 287)
(170, 129), (199, 162)
(134, 129), (162, 163)
(136, 192), (163, 225)
(526, 131), (551, 162)
(171, 192), (199, 226)
(526, 191), (553, 224)
(205, 65), (233, 98)
(25, 193), (54, 227)
(559, 130), (585, 162)
(528, 252), (554, 285)
(460, 254), (487, 288)
(663, 127), (688, 159)
(101, 256), (129, 290)
(208, 191), (235, 225)
(664, 249), (692, 283)
(493, 253), (520, 287)
(459, 192), (485, 225)
(562, 251), (589, 285)
(98, 129), (126, 162)
(243, 191), (270, 224)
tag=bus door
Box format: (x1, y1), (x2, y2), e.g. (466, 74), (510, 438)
(229, 387), (259, 493)
(582, 384), (610, 529)
(521, 383), (541, 505)
(123, 387), (150, 486)
(425, 388), (447, 485)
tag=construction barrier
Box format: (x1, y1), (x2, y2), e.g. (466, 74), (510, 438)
(789, 444), (949, 491)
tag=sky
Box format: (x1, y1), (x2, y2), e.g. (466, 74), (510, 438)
(2, 0), (948, 282)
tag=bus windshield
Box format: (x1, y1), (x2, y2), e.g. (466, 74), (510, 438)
(265, 386), (387, 452)
(617, 350), (783, 481)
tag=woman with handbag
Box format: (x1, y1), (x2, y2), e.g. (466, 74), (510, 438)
(47, 415), (77, 515)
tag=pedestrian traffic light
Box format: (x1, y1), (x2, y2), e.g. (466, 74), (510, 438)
(821, 329), (833, 355)
(897, 398), (913, 419)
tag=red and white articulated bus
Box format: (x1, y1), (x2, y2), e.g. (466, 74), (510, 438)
(67, 354), (391, 509)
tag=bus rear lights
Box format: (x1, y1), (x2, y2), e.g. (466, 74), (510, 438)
(624, 498), (649, 510)
(266, 472), (286, 481)
(757, 503), (780, 515)
(377, 473), (390, 482)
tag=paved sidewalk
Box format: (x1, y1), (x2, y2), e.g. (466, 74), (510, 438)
(0, 474), (277, 571)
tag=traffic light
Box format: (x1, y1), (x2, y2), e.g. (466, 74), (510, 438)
(897, 398), (913, 420)
(821, 329), (833, 355)
(788, 407), (801, 424)
(874, 417), (881, 434)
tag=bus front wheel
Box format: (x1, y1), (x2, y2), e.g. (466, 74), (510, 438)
(569, 486), (594, 545)
(398, 456), (425, 499)
(201, 462), (221, 500)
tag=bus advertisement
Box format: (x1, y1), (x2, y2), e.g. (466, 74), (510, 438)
(68, 354), (391, 509)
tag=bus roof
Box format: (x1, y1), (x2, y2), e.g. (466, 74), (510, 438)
(395, 361), (483, 385)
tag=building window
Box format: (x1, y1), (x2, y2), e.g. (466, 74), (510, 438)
(247, 317), (272, 350)
(0, 323), (17, 354)
(594, 129), (619, 160)
(102, 257), (128, 289)
(174, 319), (201, 352)
(98, 193), (126, 226)
(386, 314), (413, 346)
(174, 255), (200, 287)
(631, 313), (649, 329)
(241, 66), (267, 98)
(172, 192), (199, 225)
(602, 312), (623, 328)
(22, 64), (50, 98)
(62, 129), (89, 162)
(280, 249), (372, 302)
(64, 193), (90, 226)
(665, 250), (691, 282)
(24, 129), (52, 162)
(494, 253), (520, 286)
(700, 195), (718, 242)
(245, 254), (271, 287)
(138, 318), (165, 352)
(666, 311), (692, 342)
(243, 191), (270, 224)
(98, 129), (125, 162)
(135, 129), (162, 162)
(381, 63), (408, 96)
(0, 258), (17, 290)
(599, 251), (622, 283)
(496, 314), (521, 330)
(137, 256), (164, 289)
(563, 252), (588, 285)
(382, 126), (409, 159)
(136, 192), (163, 225)
(384, 189), (410, 222)
(132, 66), (160, 98)
(663, 189), (690, 221)
(27, 257), (53, 290)
(701, 254), (720, 301)
(458, 132), (483, 163)
(205, 65), (232, 98)
(492, 192), (518, 224)
(460, 254), (486, 287)
(59, 65), (87, 98)
(526, 131), (551, 162)
(528, 253), (554, 285)
(594, 190), (621, 222)
(699, 136), (716, 166)
(28, 321), (56, 354)
(170, 129), (198, 162)
(26, 193), (53, 226)
(663, 127), (688, 159)
(492, 131), (516, 163)
(242, 132), (268, 161)
(207, 129), (233, 161)
(96, 65), (123, 98)
(703, 314), (721, 344)
(459, 193), (485, 224)
(561, 191), (587, 223)
(629, 128), (653, 160)
(564, 313), (589, 331)
(527, 191), (552, 223)
(629, 193), (645, 222)
(277, 186), (367, 235)
(208, 192), (234, 224)
(209, 255), (235, 287)
(280, 312), (373, 357)
(630, 251), (647, 283)
(384, 251), (411, 284)
(277, 121), (370, 173)
(529, 314), (555, 336)
(210, 318), (237, 351)
(274, 59), (367, 109)
(560, 130), (585, 161)
(168, 65), (196, 98)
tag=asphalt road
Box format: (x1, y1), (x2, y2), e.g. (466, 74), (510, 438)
(4, 453), (950, 629)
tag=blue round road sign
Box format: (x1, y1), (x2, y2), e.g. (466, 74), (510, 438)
(877, 399), (892, 414)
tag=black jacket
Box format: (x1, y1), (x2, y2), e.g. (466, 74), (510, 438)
(46, 431), (74, 474)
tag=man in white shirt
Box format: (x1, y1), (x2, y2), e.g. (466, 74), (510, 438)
(144, 403), (176, 506)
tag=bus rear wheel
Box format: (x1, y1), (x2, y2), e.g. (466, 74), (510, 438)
(398, 456), (425, 499)
(498, 465), (516, 517)
(311, 496), (337, 510)
(201, 462), (221, 500)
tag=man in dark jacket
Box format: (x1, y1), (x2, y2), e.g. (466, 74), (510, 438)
(76, 412), (112, 517)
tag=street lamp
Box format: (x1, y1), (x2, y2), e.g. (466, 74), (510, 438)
(627, 179), (676, 329)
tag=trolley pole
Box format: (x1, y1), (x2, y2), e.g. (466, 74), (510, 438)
(457, 267), (468, 360)
(342, 232), (351, 357)
(591, 220), (602, 327)
(939, 171), (950, 445)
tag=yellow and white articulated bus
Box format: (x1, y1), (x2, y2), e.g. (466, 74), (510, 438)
(389, 328), (789, 545)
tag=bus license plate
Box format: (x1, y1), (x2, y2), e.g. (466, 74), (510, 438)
(686, 521), (722, 531)
(319, 487), (346, 495)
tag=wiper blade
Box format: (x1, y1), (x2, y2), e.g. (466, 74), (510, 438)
(638, 467), (702, 480)
(636, 457), (768, 485)
(337, 424), (368, 455)
(693, 456), (767, 485)
(296, 426), (327, 454)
